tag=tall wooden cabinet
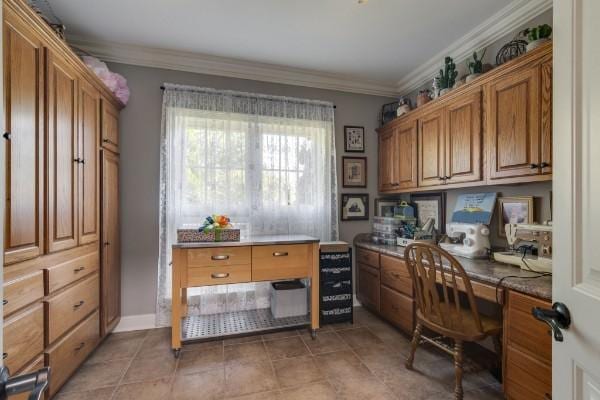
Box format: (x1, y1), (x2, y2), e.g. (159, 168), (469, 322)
(378, 120), (418, 191)
(2, 0), (123, 397)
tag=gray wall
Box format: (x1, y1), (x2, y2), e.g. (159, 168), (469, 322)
(108, 61), (394, 317)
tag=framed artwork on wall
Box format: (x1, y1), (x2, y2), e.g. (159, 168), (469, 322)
(497, 196), (534, 237)
(374, 198), (399, 217)
(410, 192), (446, 233)
(342, 156), (367, 188)
(344, 126), (365, 152)
(341, 193), (369, 221)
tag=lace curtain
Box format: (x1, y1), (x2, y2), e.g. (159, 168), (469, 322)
(156, 84), (338, 326)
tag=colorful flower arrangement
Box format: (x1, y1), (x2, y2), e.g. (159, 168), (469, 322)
(199, 215), (232, 233)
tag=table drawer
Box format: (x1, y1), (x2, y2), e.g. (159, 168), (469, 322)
(505, 345), (551, 400)
(45, 251), (99, 294)
(3, 270), (44, 317)
(46, 311), (100, 397)
(186, 264), (251, 287)
(356, 248), (379, 268)
(380, 255), (412, 296)
(4, 304), (44, 374)
(252, 244), (312, 281)
(46, 274), (99, 344)
(11, 355), (44, 400)
(380, 285), (414, 334)
(187, 246), (251, 267)
(506, 291), (552, 363)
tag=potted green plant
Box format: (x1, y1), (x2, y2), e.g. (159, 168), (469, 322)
(435, 56), (458, 96)
(523, 24), (552, 52)
(465, 48), (486, 83)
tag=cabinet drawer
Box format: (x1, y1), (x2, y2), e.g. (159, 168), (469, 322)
(380, 285), (414, 334)
(506, 291), (552, 363)
(356, 248), (379, 268)
(186, 264), (251, 287)
(12, 355), (44, 400)
(46, 311), (100, 397)
(45, 251), (99, 294)
(505, 345), (551, 400)
(252, 244), (312, 281)
(3, 271), (44, 317)
(187, 246), (251, 268)
(380, 255), (412, 296)
(46, 274), (99, 344)
(357, 263), (380, 312)
(4, 304), (44, 374)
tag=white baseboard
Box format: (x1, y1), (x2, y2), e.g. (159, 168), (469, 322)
(113, 313), (158, 333)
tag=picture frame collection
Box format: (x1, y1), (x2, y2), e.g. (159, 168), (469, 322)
(341, 126), (369, 221)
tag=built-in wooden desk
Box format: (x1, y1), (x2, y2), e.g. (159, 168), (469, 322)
(171, 235), (320, 356)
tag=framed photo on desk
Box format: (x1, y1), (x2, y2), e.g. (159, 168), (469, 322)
(410, 192), (446, 233)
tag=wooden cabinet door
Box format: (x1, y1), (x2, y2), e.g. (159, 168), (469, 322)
(47, 50), (79, 253)
(78, 80), (100, 245)
(540, 59), (552, 175)
(418, 108), (445, 187)
(101, 150), (120, 335)
(445, 89), (482, 184)
(356, 263), (380, 312)
(378, 128), (397, 191)
(3, 13), (45, 264)
(101, 99), (119, 153)
(487, 67), (540, 180)
(395, 120), (418, 190)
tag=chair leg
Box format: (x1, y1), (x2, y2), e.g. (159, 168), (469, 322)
(405, 323), (422, 369)
(453, 340), (464, 400)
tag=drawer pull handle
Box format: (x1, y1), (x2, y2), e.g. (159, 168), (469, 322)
(273, 252), (288, 257)
(211, 273), (230, 279)
(2, 299), (7, 306)
(74, 342), (85, 351)
(73, 300), (85, 309)
(391, 273), (401, 279)
(211, 255), (229, 261)
(74, 267), (85, 273)
(2, 353), (7, 360)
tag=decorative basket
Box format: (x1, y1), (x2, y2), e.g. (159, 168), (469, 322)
(177, 227), (240, 243)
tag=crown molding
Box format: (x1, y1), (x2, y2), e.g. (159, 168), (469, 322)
(69, 36), (399, 98)
(395, 0), (553, 95)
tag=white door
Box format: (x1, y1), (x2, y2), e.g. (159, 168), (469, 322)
(553, 0), (600, 398)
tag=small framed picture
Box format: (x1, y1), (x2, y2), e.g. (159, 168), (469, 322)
(344, 126), (365, 153)
(411, 192), (446, 233)
(341, 193), (369, 221)
(342, 156), (367, 188)
(497, 196), (534, 237)
(375, 198), (399, 217)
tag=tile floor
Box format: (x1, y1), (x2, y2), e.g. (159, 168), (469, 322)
(55, 308), (504, 400)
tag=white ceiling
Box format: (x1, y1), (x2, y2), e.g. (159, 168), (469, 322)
(48, 0), (512, 85)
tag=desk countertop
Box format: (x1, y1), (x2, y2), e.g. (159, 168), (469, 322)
(173, 234), (319, 249)
(354, 233), (552, 301)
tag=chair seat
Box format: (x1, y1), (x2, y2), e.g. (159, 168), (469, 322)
(416, 304), (502, 342)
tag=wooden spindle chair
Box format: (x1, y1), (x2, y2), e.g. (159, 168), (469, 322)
(403, 243), (502, 400)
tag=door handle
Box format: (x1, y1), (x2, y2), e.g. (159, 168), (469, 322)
(211, 255), (229, 261)
(540, 162), (550, 168)
(532, 302), (571, 342)
(211, 272), (230, 279)
(273, 252), (288, 257)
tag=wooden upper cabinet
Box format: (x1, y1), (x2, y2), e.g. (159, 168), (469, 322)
(101, 150), (120, 335)
(378, 128), (397, 191)
(395, 120), (418, 190)
(101, 99), (119, 153)
(3, 12), (45, 264)
(445, 89), (482, 184)
(418, 108), (445, 187)
(540, 59), (552, 175)
(47, 49), (79, 253)
(487, 66), (540, 180)
(78, 80), (101, 245)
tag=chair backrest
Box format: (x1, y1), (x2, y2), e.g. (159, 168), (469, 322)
(404, 243), (483, 335)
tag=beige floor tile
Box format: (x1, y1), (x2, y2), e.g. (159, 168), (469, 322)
(225, 341), (269, 364)
(278, 381), (337, 400)
(137, 327), (172, 356)
(353, 343), (406, 377)
(381, 367), (448, 400)
(224, 334), (263, 346)
(354, 308), (386, 326)
(182, 338), (223, 352)
(86, 333), (145, 364)
(264, 336), (310, 360)
(54, 387), (115, 400)
(171, 369), (224, 400)
(224, 360), (279, 397)
(336, 327), (384, 349)
(430, 383), (504, 400)
(261, 329), (299, 341)
(121, 352), (176, 384)
(313, 350), (372, 380)
(272, 355), (322, 388)
(329, 320), (364, 331)
(366, 321), (412, 349)
(300, 330), (349, 355)
(225, 390), (281, 400)
(112, 377), (172, 400)
(330, 373), (396, 400)
(59, 359), (130, 393)
(177, 345), (224, 376)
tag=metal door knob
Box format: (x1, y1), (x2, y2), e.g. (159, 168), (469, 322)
(532, 302), (571, 342)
